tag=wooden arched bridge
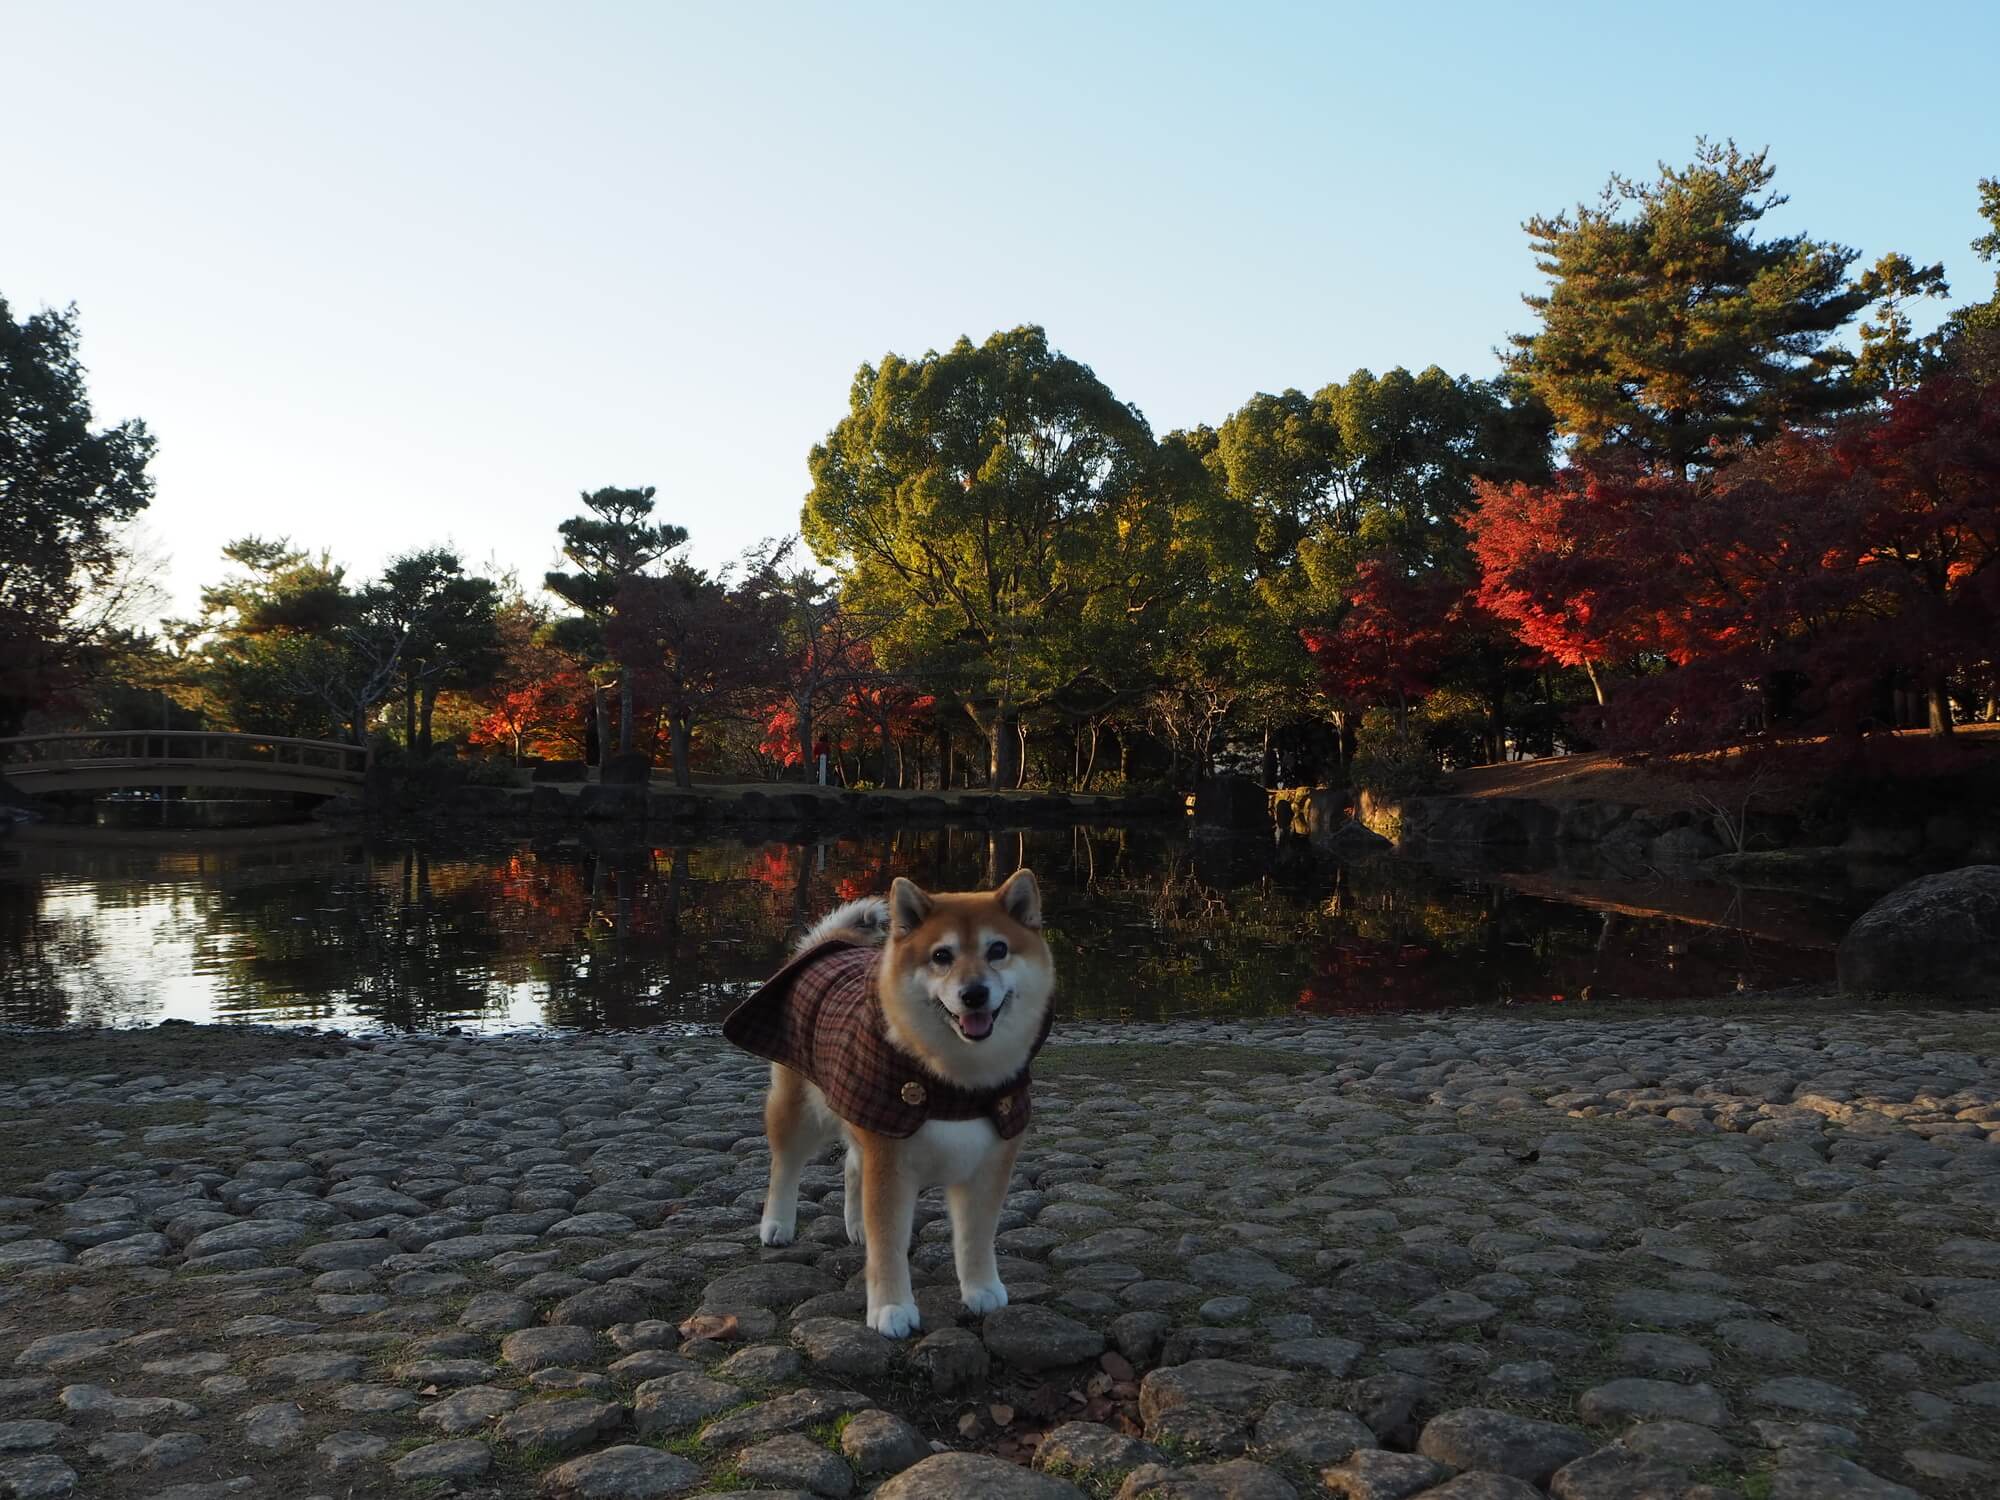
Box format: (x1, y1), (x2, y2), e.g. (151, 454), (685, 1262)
(0, 731), (369, 798)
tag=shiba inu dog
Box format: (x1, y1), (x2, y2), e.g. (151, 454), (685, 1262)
(722, 869), (1055, 1337)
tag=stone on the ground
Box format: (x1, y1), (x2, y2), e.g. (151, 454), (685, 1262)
(875, 1451), (1088, 1498)
(1576, 1378), (1730, 1427)
(1416, 1407), (1594, 1487)
(909, 1327), (989, 1392)
(418, 1385), (522, 1434)
(1034, 1420), (1168, 1478)
(390, 1438), (492, 1481)
(981, 1304), (1106, 1369)
(1115, 1458), (1299, 1498)
(699, 1388), (870, 1447)
(239, 1402), (306, 1450)
(0, 1455), (76, 1499)
(839, 1409), (929, 1475)
(633, 1372), (740, 1436)
(735, 1433), (855, 1497)
(502, 1325), (599, 1371)
(1319, 1448), (1453, 1500)
(493, 1398), (621, 1454)
(540, 1444), (702, 1499)
(791, 1317), (894, 1377)
(316, 1431), (387, 1471)
(1252, 1402), (1376, 1465)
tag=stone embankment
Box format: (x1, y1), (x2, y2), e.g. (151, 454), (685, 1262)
(325, 775), (1179, 832)
(1357, 791), (2000, 880)
(4, 1008), (1997, 1498)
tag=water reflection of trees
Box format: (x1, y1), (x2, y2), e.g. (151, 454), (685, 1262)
(5, 826), (1842, 1029)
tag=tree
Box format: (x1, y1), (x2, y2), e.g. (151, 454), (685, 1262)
(375, 547), (501, 755)
(1854, 253), (1951, 396)
(803, 326), (1162, 788)
(0, 298), (156, 733)
(468, 597), (585, 765)
(1506, 140), (1868, 475)
(544, 486), (688, 760)
(606, 561), (786, 788)
(1205, 367), (1552, 771)
(1943, 178), (2000, 382)
(1467, 463), (1689, 708)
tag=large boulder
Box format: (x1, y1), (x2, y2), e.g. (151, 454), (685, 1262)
(1192, 776), (1270, 832)
(1837, 865), (2000, 998)
(599, 752), (654, 786)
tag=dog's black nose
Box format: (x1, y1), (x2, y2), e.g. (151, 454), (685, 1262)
(960, 983), (990, 1011)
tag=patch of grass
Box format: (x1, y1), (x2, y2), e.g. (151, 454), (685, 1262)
(808, 1410), (857, 1450)
(645, 1431), (706, 1458)
(697, 1459), (745, 1492)
(1035, 1459), (1120, 1500)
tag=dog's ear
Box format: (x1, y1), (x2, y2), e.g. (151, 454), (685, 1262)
(996, 868), (1041, 930)
(888, 877), (933, 938)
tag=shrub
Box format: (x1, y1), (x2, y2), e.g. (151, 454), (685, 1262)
(1350, 709), (1444, 799)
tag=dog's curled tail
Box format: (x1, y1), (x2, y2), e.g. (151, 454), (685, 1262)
(794, 895), (890, 954)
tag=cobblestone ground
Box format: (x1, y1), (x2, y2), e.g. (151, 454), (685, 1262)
(3, 1009), (1999, 1500)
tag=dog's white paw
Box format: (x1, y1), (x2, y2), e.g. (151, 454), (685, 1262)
(959, 1279), (1008, 1316)
(867, 1301), (922, 1339)
(758, 1217), (795, 1247)
(844, 1209), (866, 1246)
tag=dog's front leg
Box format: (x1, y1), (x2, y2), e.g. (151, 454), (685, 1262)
(758, 1065), (814, 1246)
(948, 1133), (1020, 1316)
(842, 1139), (865, 1246)
(856, 1130), (920, 1338)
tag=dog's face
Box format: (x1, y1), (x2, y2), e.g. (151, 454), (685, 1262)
(878, 869), (1054, 1087)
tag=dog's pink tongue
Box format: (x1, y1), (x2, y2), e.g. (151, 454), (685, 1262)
(959, 1010), (994, 1040)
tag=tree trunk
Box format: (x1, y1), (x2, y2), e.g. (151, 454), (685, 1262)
(419, 682), (439, 755)
(617, 667), (633, 754)
(1015, 719), (1029, 789)
(796, 696), (813, 782)
(978, 706), (1021, 790)
(1079, 719), (1100, 791)
(936, 724), (952, 790)
(592, 683), (611, 767)
(1262, 725), (1276, 788)
(670, 717), (693, 788)
(511, 728), (524, 767)
(1582, 660), (1606, 707)
(404, 668), (420, 754)
(1926, 671), (1955, 736)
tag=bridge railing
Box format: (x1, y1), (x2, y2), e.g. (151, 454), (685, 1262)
(0, 730), (370, 781)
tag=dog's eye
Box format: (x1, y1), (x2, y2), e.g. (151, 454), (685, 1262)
(929, 946), (953, 966)
(986, 940), (1008, 961)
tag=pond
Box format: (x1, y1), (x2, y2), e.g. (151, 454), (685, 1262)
(0, 823), (1865, 1032)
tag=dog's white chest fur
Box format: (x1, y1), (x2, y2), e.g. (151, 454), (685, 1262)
(861, 1117), (1001, 1188)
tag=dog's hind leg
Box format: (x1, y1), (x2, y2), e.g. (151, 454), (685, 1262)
(947, 1133), (1020, 1316)
(758, 1064), (826, 1246)
(856, 1128), (921, 1337)
(842, 1137), (865, 1246)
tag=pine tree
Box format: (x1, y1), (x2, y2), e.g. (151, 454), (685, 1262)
(544, 486), (687, 759)
(1506, 139), (1868, 475)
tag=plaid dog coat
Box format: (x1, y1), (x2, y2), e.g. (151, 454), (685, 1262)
(722, 940), (1050, 1138)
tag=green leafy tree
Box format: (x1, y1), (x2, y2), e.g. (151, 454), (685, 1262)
(1202, 367), (1551, 769)
(1943, 177), (2000, 381)
(1854, 253), (1951, 395)
(803, 326), (1162, 788)
(1506, 139), (1868, 474)
(0, 298), (156, 734)
(544, 486), (687, 761)
(376, 547), (501, 755)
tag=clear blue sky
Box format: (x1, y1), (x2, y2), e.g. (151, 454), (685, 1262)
(7, 1), (1995, 620)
